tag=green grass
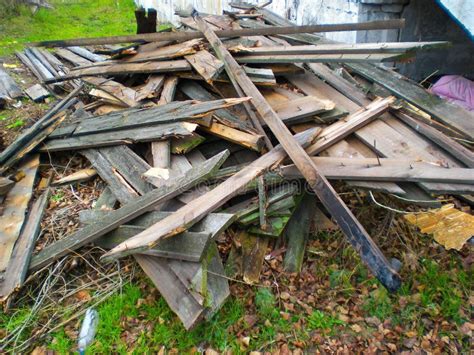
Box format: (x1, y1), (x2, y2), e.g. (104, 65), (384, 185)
(0, 0), (137, 56)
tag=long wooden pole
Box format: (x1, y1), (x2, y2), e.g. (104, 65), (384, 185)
(30, 19), (405, 48)
(194, 16), (401, 292)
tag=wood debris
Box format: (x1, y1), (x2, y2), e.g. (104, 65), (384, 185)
(0, 7), (472, 330)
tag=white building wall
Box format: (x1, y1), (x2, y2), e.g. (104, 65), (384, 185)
(135, 0), (406, 44)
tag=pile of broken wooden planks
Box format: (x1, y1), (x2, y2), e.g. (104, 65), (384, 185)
(0, 5), (473, 330)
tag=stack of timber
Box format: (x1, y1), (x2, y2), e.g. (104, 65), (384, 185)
(0, 6), (473, 331)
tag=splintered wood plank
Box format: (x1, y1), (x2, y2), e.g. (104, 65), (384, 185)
(83, 77), (139, 107)
(29, 150), (229, 271)
(185, 50), (224, 83)
(124, 39), (202, 62)
(42, 122), (195, 151)
(195, 17), (401, 292)
(270, 96), (334, 125)
(45, 60), (192, 83)
(134, 75), (165, 101)
(67, 46), (107, 62)
(200, 121), (265, 152)
(0, 189), (50, 307)
(55, 48), (92, 66)
(347, 63), (474, 140)
(0, 155), (39, 271)
(158, 76), (179, 105)
(100, 127), (321, 261)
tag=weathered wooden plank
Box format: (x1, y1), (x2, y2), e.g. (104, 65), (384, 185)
(305, 97), (394, 155)
(235, 52), (410, 64)
(240, 231), (269, 284)
(280, 157), (474, 184)
(29, 150), (229, 271)
(134, 75), (165, 101)
(158, 76), (179, 105)
(124, 39), (202, 62)
(230, 42), (449, 56)
(67, 46), (107, 62)
(393, 111), (474, 168)
(33, 19), (405, 47)
(195, 17), (401, 291)
(0, 67), (22, 103)
(170, 133), (205, 154)
(96, 227), (211, 261)
(50, 98), (248, 139)
(347, 63), (474, 140)
(200, 121), (265, 152)
(82, 145), (153, 203)
(83, 77), (139, 107)
(45, 60), (192, 83)
(180, 80), (256, 133)
(138, 255), (205, 329)
(185, 49), (224, 83)
(100, 127), (321, 261)
(25, 84), (49, 102)
(0, 155), (39, 272)
(270, 95), (334, 125)
(0, 177), (15, 196)
(55, 48), (93, 66)
(42, 122), (195, 151)
(0, 189), (50, 307)
(283, 193), (316, 273)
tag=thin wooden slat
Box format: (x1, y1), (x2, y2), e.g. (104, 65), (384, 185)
(185, 49), (224, 83)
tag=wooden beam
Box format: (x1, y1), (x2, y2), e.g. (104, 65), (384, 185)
(44, 60), (192, 83)
(194, 16), (401, 292)
(28, 150), (229, 271)
(32, 19), (406, 47)
(200, 121), (265, 152)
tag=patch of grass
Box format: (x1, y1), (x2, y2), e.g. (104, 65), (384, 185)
(50, 329), (74, 354)
(363, 287), (394, 320)
(6, 119), (25, 129)
(0, 0), (137, 56)
(255, 287), (276, 319)
(50, 191), (64, 202)
(417, 259), (466, 323)
(307, 310), (345, 334)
